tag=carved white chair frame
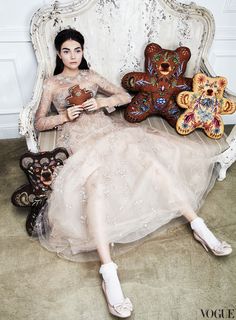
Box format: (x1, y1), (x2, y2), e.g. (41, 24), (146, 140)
(19, 0), (236, 181)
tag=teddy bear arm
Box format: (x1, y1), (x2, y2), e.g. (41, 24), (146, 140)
(220, 98), (236, 115)
(11, 184), (35, 207)
(177, 91), (193, 109)
(175, 77), (192, 93)
(122, 72), (149, 92)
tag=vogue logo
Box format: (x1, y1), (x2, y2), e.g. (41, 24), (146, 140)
(201, 309), (235, 319)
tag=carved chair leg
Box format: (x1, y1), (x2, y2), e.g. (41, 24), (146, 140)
(217, 164), (227, 182)
(216, 137), (236, 181)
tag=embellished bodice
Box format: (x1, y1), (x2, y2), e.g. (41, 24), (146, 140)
(35, 69), (131, 132)
(51, 72), (98, 112)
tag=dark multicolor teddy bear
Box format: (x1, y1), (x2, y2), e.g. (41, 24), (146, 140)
(11, 148), (69, 236)
(176, 73), (236, 139)
(121, 43), (192, 127)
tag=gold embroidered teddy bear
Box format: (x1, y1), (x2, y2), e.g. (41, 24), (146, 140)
(176, 73), (235, 139)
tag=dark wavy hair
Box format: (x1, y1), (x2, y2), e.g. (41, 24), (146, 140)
(53, 28), (89, 75)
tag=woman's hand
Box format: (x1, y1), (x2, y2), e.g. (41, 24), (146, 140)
(66, 105), (84, 121)
(82, 98), (102, 112)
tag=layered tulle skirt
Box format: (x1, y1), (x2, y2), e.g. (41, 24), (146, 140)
(35, 112), (218, 261)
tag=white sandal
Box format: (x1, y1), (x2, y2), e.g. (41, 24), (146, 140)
(193, 231), (232, 256)
(102, 281), (133, 318)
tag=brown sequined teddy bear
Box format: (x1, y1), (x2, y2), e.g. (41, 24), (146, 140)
(66, 85), (93, 107)
(121, 43), (192, 127)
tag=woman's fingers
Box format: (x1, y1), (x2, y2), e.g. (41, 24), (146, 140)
(67, 105), (83, 120)
(84, 105), (95, 111)
(66, 100), (101, 120)
(82, 98), (98, 111)
(73, 105), (84, 112)
(82, 98), (94, 107)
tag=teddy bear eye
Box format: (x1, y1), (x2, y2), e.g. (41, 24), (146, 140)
(172, 57), (179, 64)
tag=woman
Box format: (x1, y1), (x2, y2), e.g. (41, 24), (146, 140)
(35, 29), (232, 318)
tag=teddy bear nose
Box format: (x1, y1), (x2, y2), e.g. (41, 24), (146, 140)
(207, 89), (213, 96)
(161, 63), (169, 70)
(41, 171), (51, 180)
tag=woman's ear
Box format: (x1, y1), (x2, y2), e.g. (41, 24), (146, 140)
(57, 51), (61, 59)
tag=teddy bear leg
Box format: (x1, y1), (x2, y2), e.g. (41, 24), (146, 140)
(176, 112), (196, 135)
(124, 93), (151, 122)
(26, 198), (47, 236)
(163, 100), (183, 128)
(203, 116), (224, 139)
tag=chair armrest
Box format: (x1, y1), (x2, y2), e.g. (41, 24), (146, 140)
(201, 57), (236, 180)
(19, 67), (45, 152)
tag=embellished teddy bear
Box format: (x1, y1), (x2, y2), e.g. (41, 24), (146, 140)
(121, 43), (192, 127)
(11, 147), (69, 236)
(66, 85), (93, 107)
(176, 73), (236, 139)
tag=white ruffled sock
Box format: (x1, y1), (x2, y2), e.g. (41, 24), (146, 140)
(190, 217), (221, 248)
(99, 261), (124, 306)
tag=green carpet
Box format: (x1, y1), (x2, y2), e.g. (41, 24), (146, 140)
(0, 138), (235, 320)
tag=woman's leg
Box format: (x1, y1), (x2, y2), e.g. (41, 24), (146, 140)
(96, 242), (112, 264)
(181, 209), (198, 222)
(85, 178), (112, 264)
(85, 179), (132, 315)
(182, 208), (232, 256)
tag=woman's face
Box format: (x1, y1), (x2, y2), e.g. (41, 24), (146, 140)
(58, 39), (83, 71)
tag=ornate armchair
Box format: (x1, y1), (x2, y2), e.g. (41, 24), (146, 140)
(19, 0), (236, 181)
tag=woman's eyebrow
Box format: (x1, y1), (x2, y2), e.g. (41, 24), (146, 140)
(61, 47), (81, 50)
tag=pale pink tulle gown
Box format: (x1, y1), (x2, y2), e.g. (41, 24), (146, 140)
(34, 69), (218, 261)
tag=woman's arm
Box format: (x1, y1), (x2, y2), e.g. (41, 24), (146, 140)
(91, 70), (132, 113)
(35, 78), (69, 131)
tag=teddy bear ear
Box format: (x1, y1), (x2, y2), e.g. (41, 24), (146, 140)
(54, 147), (69, 161)
(193, 73), (207, 89)
(217, 77), (228, 90)
(145, 43), (162, 55)
(194, 73), (207, 81)
(176, 46), (191, 60)
(20, 156), (34, 169)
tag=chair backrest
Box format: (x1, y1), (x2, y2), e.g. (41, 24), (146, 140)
(31, 0), (215, 83)
(21, 0), (216, 152)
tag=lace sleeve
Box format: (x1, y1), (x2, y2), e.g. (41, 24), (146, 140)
(91, 70), (132, 113)
(35, 78), (68, 131)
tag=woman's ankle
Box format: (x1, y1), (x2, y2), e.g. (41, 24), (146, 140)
(190, 217), (221, 248)
(99, 261), (124, 305)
